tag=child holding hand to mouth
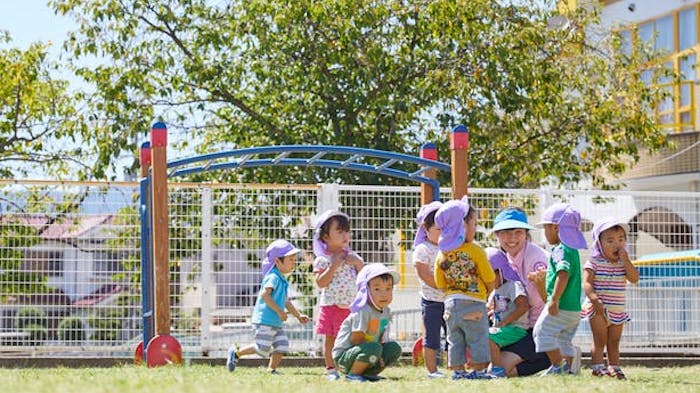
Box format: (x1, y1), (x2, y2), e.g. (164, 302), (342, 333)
(581, 217), (639, 380)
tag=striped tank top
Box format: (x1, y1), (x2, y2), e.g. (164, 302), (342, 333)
(581, 257), (631, 324)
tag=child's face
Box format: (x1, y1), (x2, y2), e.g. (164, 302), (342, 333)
(322, 218), (351, 252)
(275, 253), (297, 274)
(464, 214), (477, 242)
(599, 226), (627, 262)
(543, 224), (560, 245)
(368, 276), (394, 310)
(425, 222), (441, 244)
(495, 228), (528, 256)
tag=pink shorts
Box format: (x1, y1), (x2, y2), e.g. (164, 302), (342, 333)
(315, 305), (351, 336)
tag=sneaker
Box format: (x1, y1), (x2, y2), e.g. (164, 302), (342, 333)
(345, 374), (367, 382)
(325, 369), (340, 381)
(541, 361), (569, 377)
(269, 369), (282, 375)
(363, 375), (386, 382)
(427, 371), (446, 379)
(608, 366), (627, 380)
(592, 364), (609, 377)
(226, 346), (239, 372)
(489, 366), (507, 378)
(451, 370), (469, 380)
(570, 346), (582, 375)
(463, 370), (494, 380)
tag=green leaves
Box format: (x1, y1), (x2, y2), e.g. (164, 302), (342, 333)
(39, 0), (669, 188)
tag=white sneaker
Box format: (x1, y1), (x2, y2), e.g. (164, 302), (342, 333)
(325, 369), (340, 381)
(427, 371), (445, 379)
(570, 346), (582, 375)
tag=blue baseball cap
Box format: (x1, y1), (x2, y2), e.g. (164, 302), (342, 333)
(492, 208), (534, 232)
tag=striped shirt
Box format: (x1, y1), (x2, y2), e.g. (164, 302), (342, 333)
(581, 257), (631, 324)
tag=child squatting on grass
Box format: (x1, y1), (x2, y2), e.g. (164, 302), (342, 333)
(485, 247), (530, 378)
(533, 203), (587, 376)
(581, 217), (639, 380)
(226, 239), (310, 374)
(331, 263), (402, 382)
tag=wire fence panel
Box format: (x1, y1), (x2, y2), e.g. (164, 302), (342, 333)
(1, 181), (699, 357)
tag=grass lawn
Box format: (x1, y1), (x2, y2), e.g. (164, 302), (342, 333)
(2, 364), (700, 393)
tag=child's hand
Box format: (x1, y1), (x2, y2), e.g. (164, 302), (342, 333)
(278, 311), (288, 322)
(618, 247), (630, 263)
(547, 300), (559, 316)
(527, 270), (546, 284)
(297, 314), (310, 324)
(592, 299), (606, 319)
(345, 252), (364, 271)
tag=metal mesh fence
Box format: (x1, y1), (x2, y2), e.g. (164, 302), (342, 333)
(1, 180), (699, 357)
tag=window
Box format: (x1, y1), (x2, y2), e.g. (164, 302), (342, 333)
(679, 8), (697, 51)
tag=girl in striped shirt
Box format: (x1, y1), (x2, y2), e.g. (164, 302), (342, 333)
(582, 218), (639, 379)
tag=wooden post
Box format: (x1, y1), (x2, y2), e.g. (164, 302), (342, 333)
(450, 125), (469, 199)
(419, 142), (438, 204)
(150, 122), (170, 335)
(140, 142), (151, 178)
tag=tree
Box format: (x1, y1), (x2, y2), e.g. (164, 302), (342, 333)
(51, 0), (669, 188)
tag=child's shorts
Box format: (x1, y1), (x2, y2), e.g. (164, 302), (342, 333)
(253, 324), (289, 356)
(533, 309), (580, 357)
(489, 325), (528, 348)
(316, 305), (351, 336)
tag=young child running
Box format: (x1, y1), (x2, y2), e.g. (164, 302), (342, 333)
(227, 239), (310, 374)
(412, 201), (445, 379)
(332, 263), (402, 382)
(312, 209), (364, 380)
(434, 197), (496, 380)
(534, 203), (587, 375)
(485, 247), (529, 378)
(582, 217), (639, 379)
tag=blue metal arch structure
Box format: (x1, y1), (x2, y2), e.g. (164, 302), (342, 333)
(166, 145), (451, 200)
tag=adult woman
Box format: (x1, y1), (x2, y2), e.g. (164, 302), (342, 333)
(490, 207), (552, 377)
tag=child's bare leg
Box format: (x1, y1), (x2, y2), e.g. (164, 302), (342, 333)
(489, 340), (502, 366)
(423, 347), (439, 373)
(323, 335), (336, 369)
(470, 361), (489, 371)
(236, 344), (257, 358)
(545, 349), (563, 366)
(268, 352), (283, 370)
(606, 324), (624, 366)
(589, 314), (608, 365)
(349, 360), (370, 375)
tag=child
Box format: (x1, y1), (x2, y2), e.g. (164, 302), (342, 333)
(533, 203), (587, 375)
(332, 263), (402, 382)
(433, 197), (496, 380)
(412, 201), (445, 378)
(312, 209), (364, 380)
(485, 247), (529, 378)
(227, 239), (310, 374)
(582, 217), (639, 379)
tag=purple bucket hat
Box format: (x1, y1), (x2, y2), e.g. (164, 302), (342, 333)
(435, 197), (470, 252)
(261, 239), (301, 276)
(590, 217), (630, 260)
(349, 263), (400, 312)
(537, 203), (587, 250)
(485, 247), (521, 283)
(312, 209), (350, 257)
(413, 201), (443, 248)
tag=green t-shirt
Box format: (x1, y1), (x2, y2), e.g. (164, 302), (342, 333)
(545, 243), (581, 312)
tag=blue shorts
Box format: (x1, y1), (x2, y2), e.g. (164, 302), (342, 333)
(421, 298), (446, 351)
(252, 324), (289, 356)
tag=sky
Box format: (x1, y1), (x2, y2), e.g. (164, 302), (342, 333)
(0, 1), (72, 51)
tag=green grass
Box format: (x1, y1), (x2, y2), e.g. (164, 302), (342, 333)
(1, 364), (700, 393)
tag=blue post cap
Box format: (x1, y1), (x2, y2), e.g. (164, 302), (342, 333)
(452, 124), (469, 133)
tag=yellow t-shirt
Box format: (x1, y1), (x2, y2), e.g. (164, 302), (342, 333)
(434, 242), (495, 302)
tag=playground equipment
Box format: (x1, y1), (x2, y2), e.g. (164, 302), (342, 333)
(136, 122), (469, 366)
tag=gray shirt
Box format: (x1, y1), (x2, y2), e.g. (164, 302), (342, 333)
(332, 305), (391, 359)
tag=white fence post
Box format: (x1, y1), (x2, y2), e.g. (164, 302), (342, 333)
(200, 186), (213, 355)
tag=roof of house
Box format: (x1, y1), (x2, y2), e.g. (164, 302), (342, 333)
(1, 214), (114, 240)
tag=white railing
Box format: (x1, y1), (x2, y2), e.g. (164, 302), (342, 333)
(1, 180), (699, 357)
